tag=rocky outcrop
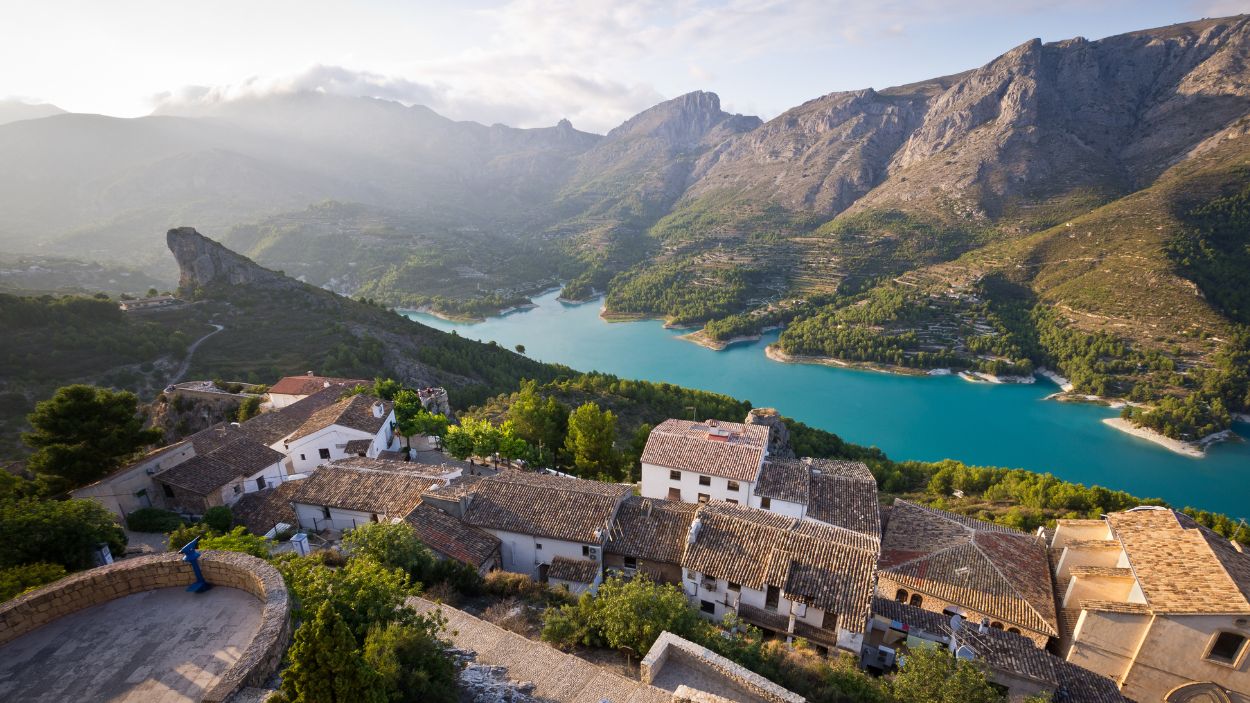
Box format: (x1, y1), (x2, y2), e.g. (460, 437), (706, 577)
(745, 407), (795, 460)
(167, 226), (293, 294)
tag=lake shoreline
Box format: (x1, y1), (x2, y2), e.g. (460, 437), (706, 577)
(1101, 417), (1235, 458)
(764, 344), (933, 376)
(679, 325), (783, 351)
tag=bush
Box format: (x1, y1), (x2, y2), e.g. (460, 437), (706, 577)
(364, 619), (459, 703)
(167, 523), (213, 552)
(0, 498), (127, 570)
(482, 570), (569, 604)
(200, 527), (270, 559)
(0, 562), (67, 601)
(541, 575), (696, 655)
(126, 507), (184, 533)
(203, 505), (233, 533)
(483, 598), (540, 636)
(342, 522), (435, 575)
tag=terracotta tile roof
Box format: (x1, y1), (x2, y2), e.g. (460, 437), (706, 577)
(344, 439), (372, 454)
(683, 501), (880, 632)
(238, 387), (347, 446)
(755, 460), (809, 503)
(268, 375), (367, 396)
(880, 500), (1058, 637)
(641, 419), (768, 482)
(328, 456), (458, 479)
(462, 471), (629, 544)
(548, 556), (601, 584)
(1068, 566), (1134, 578)
(291, 465), (440, 516)
(1063, 539), (1124, 550)
(805, 460), (880, 538)
(155, 427), (284, 495)
(606, 497), (699, 564)
(872, 598), (1128, 703)
(1079, 600), (1151, 614)
(230, 481), (299, 535)
(286, 394), (392, 443)
(403, 503), (500, 569)
(423, 474), (484, 500)
(1106, 507), (1250, 614)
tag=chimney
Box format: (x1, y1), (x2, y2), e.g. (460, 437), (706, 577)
(644, 500), (653, 518)
(372, 401), (384, 419)
(978, 617), (989, 634)
(687, 517), (703, 544)
(306, 370), (314, 376)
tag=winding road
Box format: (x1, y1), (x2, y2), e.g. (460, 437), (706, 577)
(169, 323), (224, 384)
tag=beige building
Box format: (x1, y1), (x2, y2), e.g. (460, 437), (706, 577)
(604, 496), (699, 585)
(878, 499), (1059, 648)
(1050, 507), (1250, 703)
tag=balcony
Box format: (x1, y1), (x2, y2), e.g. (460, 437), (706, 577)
(736, 603), (790, 632)
(793, 621), (840, 648)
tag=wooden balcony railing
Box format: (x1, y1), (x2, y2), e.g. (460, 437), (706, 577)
(792, 621), (840, 647)
(737, 602), (790, 632)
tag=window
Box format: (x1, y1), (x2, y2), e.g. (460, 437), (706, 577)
(700, 600), (716, 614)
(669, 470), (681, 481)
(990, 622), (1004, 630)
(1007, 627), (1021, 635)
(256, 477), (267, 490)
(232, 484), (242, 495)
(728, 582), (740, 592)
(727, 480), (740, 491)
(322, 505), (331, 519)
(1206, 632), (1248, 665)
(623, 556), (638, 570)
(895, 588), (908, 603)
(760, 497), (771, 510)
(536, 543), (543, 550)
(667, 487), (682, 501)
(698, 475), (711, 486)
(697, 493), (710, 504)
(162, 483), (175, 498)
(765, 585), (781, 611)
(300, 454), (306, 461)
(318, 448), (331, 460)
(909, 593), (923, 608)
(726, 499), (738, 504)
(582, 545), (591, 557)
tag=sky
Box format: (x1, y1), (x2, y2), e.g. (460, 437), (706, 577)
(1, 0), (1248, 133)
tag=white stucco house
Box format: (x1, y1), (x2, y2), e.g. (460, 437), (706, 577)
(266, 374), (367, 409)
(278, 394), (399, 473)
(639, 419), (770, 505)
(289, 463), (442, 532)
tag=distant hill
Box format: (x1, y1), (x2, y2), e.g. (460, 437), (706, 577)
(0, 99), (64, 127)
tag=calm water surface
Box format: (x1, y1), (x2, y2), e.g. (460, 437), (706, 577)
(405, 290), (1250, 517)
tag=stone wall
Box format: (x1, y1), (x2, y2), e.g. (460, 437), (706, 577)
(0, 551), (290, 703)
(877, 575), (1052, 648)
(641, 631), (805, 703)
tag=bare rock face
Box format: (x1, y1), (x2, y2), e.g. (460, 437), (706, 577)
(167, 226), (293, 294)
(745, 407), (795, 460)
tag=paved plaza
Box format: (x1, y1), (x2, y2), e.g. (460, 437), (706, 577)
(0, 586), (262, 703)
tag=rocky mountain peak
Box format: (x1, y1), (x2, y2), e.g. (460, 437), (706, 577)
(605, 90), (759, 149)
(167, 226), (293, 294)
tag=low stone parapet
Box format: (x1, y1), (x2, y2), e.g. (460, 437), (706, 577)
(0, 551), (290, 703)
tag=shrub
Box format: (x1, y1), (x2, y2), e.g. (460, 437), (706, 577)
(0, 498), (127, 570)
(203, 505), (233, 533)
(166, 523), (213, 552)
(363, 619), (459, 703)
(200, 527), (270, 559)
(483, 598), (540, 636)
(342, 522), (435, 575)
(126, 507), (184, 533)
(483, 570), (552, 601)
(0, 562), (67, 601)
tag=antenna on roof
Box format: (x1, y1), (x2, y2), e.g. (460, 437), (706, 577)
(686, 406), (696, 420)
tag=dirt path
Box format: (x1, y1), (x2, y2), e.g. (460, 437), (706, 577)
(169, 323), (224, 384)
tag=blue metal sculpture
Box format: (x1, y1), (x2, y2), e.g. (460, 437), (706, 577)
(180, 536), (213, 593)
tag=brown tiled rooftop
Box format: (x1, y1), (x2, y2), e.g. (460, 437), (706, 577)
(268, 375), (367, 396)
(462, 471), (629, 544)
(403, 503), (500, 569)
(238, 387), (347, 446)
(880, 500), (1058, 637)
(1068, 566), (1134, 579)
(230, 481), (299, 535)
(606, 496), (699, 564)
(548, 556), (601, 584)
(684, 501), (879, 632)
(286, 394), (393, 443)
(155, 426), (284, 495)
(291, 466), (439, 516)
(1107, 507), (1250, 614)
(641, 419), (769, 482)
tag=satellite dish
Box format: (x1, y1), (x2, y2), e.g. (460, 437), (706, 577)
(955, 645), (977, 661)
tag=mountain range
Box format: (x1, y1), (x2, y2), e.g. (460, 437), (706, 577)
(2, 15), (1249, 437)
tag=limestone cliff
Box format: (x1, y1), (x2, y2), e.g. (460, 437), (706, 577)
(167, 226), (293, 294)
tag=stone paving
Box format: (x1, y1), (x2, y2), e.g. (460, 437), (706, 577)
(0, 586), (262, 703)
(411, 597), (671, 703)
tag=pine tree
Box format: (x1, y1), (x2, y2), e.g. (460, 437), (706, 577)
(278, 601), (387, 703)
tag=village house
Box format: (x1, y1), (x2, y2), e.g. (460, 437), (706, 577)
(869, 597), (1127, 702)
(877, 499), (1059, 648)
(72, 423), (287, 518)
(640, 418), (770, 505)
(117, 294), (181, 312)
(1049, 507), (1250, 703)
(277, 394), (399, 473)
(289, 463), (441, 532)
(229, 481), (299, 537)
(265, 373), (367, 409)
(604, 496), (699, 585)
(461, 471), (630, 591)
(750, 457), (881, 536)
(681, 500), (880, 655)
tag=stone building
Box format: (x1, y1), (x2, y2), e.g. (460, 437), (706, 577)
(639, 419), (770, 505)
(605, 496), (700, 585)
(877, 499), (1059, 648)
(1050, 507), (1250, 703)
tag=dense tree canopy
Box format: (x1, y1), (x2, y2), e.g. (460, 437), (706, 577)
(0, 498), (126, 570)
(23, 384), (163, 487)
(563, 402), (620, 479)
